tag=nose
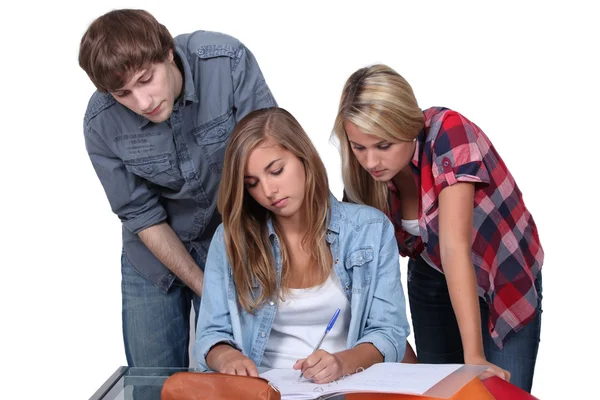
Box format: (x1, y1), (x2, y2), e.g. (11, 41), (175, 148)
(260, 179), (277, 199)
(134, 90), (153, 112)
(364, 149), (379, 170)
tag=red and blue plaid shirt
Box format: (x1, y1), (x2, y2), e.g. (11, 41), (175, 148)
(388, 107), (544, 348)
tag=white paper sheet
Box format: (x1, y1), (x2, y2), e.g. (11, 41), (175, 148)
(260, 363), (467, 400)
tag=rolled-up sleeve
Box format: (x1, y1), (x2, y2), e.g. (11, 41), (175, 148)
(84, 125), (167, 234)
(354, 219), (409, 362)
(432, 112), (491, 193)
(231, 44), (277, 121)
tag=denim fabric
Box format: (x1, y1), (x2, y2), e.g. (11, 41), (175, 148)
(407, 255), (542, 393)
(121, 247), (203, 368)
(194, 195), (410, 371)
(83, 31), (276, 292)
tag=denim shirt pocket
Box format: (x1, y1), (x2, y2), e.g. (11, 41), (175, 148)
(191, 110), (235, 174)
(344, 247), (374, 291)
(226, 266), (264, 304)
(123, 155), (182, 190)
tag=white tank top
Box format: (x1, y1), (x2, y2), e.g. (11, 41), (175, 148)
(261, 273), (351, 368)
(401, 219), (438, 269)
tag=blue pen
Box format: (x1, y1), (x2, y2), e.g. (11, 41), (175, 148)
(298, 308), (341, 381)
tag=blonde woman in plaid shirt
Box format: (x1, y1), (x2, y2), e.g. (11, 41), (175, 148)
(333, 64), (543, 393)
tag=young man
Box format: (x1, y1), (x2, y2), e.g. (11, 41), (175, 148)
(79, 9), (276, 368)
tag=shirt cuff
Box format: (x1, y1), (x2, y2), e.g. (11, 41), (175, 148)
(122, 207), (168, 234)
(354, 334), (404, 363)
(195, 337), (243, 372)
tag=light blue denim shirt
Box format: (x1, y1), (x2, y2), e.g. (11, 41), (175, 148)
(83, 31), (276, 291)
(194, 195), (409, 371)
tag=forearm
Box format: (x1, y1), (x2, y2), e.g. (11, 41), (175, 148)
(437, 183), (484, 361)
(335, 343), (383, 375)
(443, 252), (484, 360)
(138, 222), (204, 296)
(206, 344), (239, 371)
(401, 341), (418, 363)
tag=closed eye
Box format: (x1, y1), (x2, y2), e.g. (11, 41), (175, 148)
(351, 145), (365, 151)
(245, 180), (258, 189)
(272, 168), (283, 176)
(140, 75), (153, 84)
(377, 143), (392, 150)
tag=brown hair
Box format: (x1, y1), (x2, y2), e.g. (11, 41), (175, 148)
(218, 107), (331, 313)
(78, 9), (174, 92)
(332, 64), (424, 212)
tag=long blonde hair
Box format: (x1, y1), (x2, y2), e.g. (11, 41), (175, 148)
(218, 107), (331, 313)
(332, 64), (425, 213)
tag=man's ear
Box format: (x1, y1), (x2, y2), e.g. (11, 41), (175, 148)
(167, 49), (174, 63)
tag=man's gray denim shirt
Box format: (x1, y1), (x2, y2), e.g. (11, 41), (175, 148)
(83, 31), (277, 291)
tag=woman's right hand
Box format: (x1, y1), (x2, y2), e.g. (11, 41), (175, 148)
(206, 344), (259, 376)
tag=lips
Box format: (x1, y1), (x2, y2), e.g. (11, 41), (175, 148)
(146, 102), (162, 116)
(370, 169), (386, 177)
(271, 197), (288, 207)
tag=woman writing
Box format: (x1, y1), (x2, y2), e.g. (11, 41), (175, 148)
(195, 107), (410, 383)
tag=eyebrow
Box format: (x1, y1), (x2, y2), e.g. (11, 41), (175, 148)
(114, 69), (150, 92)
(244, 158), (282, 179)
(349, 139), (388, 146)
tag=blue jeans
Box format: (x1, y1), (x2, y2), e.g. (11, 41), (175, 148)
(121, 249), (202, 368)
(407, 255), (542, 393)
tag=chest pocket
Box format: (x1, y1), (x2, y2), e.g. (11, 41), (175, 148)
(344, 248), (374, 289)
(226, 267), (263, 302)
(191, 110), (235, 174)
(124, 156), (182, 190)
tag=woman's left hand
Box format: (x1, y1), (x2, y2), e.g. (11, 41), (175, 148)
(465, 355), (511, 382)
(294, 349), (344, 384)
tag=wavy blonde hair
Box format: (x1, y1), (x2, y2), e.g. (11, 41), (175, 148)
(332, 64), (425, 213)
(218, 107), (331, 313)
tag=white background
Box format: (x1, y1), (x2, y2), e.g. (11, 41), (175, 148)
(1, 1), (598, 399)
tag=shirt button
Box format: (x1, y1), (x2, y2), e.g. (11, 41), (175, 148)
(357, 257), (363, 262)
(187, 172), (195, 179)
(345, 284), (350, 291)
(335, 259), (339, 264)
(260, 332), (266, 338)
(269, 301), (275, 306)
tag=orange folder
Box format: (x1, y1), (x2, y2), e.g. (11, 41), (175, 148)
(482, 376), (539, 400)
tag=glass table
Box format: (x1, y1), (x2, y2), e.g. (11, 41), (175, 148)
(90, 367), (198, 400)
(90, 366), (512, 400)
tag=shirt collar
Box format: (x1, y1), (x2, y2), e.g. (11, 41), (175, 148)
(411, 128), (428, 170)
(173, 45), (199, 108)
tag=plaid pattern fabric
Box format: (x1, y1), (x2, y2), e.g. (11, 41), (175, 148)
(387, 107), (544, 348)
